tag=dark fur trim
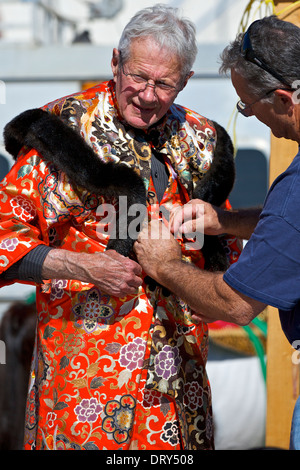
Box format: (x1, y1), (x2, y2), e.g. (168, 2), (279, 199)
(193, 121), (235, 206)
(4, 110), (235, 270)
(192, 121), (235, 271)
(4, 109), (146, 256)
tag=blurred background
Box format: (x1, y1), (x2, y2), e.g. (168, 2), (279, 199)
(0, 0), (274, 450)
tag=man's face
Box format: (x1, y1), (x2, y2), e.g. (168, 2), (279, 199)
(231, 68), (293, 140)
(111, 37), (190, 129)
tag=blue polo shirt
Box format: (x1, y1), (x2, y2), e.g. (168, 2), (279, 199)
(224, 147), (300, 345)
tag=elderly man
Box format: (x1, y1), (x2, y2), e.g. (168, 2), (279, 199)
(0, 5), (238, 450)
(135, 17), (300, 356)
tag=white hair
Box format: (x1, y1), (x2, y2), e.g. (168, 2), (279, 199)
(118, 3), (197, 79)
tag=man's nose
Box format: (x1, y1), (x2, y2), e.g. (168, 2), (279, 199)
(139, 82), (157, 101)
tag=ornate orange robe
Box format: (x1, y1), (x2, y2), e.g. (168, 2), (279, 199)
(0, 81), (240, 450)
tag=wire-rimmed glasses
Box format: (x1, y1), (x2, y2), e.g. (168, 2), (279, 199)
(119, 52), (182, 96)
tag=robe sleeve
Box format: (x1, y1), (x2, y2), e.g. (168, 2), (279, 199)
(0, 148), (65, 287)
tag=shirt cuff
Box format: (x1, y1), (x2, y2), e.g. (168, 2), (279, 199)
(2, 245), (53, 283)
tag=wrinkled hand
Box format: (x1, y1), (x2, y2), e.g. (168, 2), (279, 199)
(169, 199), (224, 238)
(89, 250), (143, 297)
(43, 248), (143, 298)
(134, 219), (181, 282)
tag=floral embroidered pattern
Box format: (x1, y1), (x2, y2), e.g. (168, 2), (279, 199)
(72, 287), (116, 333)
(102, 395), (135, 444)
(46, 412), (57, 428)
(161, 420), (180, 447)
(75, 398), (102, 424)
(50, 279), (68, 301)
(0, 238), (19, 252)
(142, 388), (162, 408)
(119, 337), (146, 371)
(10, 196), (37, 221)
(154, 345), (182, 380)
(25, 385), (39, 431)
(183, 381), (204, 411)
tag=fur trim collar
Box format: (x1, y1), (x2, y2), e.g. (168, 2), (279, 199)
(3, 108), (235, 270)
(4, 108), (146, 256)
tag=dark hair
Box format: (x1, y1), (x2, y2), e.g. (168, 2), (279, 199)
(220, 15), (300, 97)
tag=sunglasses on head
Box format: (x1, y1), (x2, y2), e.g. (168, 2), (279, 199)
(240, 21), (293, 89)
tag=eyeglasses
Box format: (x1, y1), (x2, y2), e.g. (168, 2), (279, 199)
(240, 20), (293, 89)
(237, 88), (275, 117)
(119, 53), (181, 96)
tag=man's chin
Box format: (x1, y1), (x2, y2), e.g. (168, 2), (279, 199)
(125, 111), (159, 130)
(128, 119), (156, 130)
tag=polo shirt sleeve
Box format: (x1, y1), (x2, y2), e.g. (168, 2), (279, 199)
(223, 215), (300, 311)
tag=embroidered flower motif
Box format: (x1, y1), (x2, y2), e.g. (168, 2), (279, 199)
(119, 337), (146, 372)
(45, 173), (58, 191)
(154, 345), (182, 380)
(50, 279), (68, 301)
(183, 381), (203, 411)
(142, 388), (161, 408)
(75, 397), (102, 423)
(0, 237), (19, 252)
(10, 196), (37, 221)
(72, 288), (115, 333)
(102, 395), (135, 444)
(161, 420), (180, 446)
(46, 412), (57, 428)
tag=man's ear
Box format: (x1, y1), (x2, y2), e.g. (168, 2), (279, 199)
(111, 48), (120, 82)
(274, 88), (294, 114)
(181, 71), (194, 90)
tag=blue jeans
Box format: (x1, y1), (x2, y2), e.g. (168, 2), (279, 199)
(290, 396), (300, 449)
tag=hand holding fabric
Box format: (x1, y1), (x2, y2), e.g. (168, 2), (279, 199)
(42, 249), (143, 297)
(169, 199), (260, 241)
(169, 199), (224, 239)
(134, 219), (182, 282)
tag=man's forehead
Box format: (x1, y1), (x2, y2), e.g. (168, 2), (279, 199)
(231, 68), (255, 100)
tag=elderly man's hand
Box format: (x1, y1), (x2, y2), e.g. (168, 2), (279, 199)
(134, 219), (182, 281)
(42, 248), (143, 298)
(90, 250), (143, 297)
